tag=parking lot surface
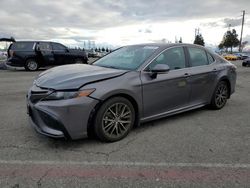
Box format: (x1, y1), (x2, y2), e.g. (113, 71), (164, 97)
(0, 61), (249, 187)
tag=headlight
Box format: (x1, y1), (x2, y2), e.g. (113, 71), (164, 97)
(43, 89), (95, 101)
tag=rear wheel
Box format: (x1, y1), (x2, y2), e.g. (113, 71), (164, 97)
(210, 81), (229, 109)
(25, 59), (39, 71)
(94, 97), (135, 142)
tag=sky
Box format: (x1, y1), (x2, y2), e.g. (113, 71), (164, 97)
(0, 0), (249, 50)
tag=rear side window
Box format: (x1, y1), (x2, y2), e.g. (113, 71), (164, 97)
(10, 42), (34, 51)
(188, 47), (208, 67)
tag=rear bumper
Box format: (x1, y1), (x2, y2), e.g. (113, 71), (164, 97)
(27, 94), (99, 140)
(6, 57), (25, 67)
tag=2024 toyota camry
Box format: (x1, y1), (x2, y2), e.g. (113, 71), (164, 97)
(27, 43), (237, 142)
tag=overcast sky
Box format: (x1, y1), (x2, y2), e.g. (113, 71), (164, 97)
(0, 0), (249, 49)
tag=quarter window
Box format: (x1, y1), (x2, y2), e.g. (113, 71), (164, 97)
(188, 47), (208, 67)
(147, 47), (186, 71)
(207, 53), (215, 64)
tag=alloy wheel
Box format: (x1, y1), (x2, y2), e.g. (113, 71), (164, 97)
(102, 103), (132, 139)
(215, 83), (228, 108)
(27, 60), (38, 71)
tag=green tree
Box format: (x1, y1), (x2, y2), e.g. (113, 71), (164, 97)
(218, 42), (224, 50)
(219, 29), (239, 53)
(194, 34), (205, 46)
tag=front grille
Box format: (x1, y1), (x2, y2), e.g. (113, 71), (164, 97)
(29, 85), (50, 103)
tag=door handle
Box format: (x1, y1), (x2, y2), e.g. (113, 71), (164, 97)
(183, 73), (190, 77)
(212, 68), (217, 72)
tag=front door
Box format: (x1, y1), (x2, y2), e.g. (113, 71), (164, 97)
(141, 47), (191, 119)
(51, 43), (70, 65)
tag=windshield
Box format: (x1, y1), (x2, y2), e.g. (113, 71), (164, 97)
(93, 45), (159, 70)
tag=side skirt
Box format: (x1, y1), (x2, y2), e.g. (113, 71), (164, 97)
(140, 103), (207, 123)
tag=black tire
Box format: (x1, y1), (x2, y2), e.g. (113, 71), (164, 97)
(210, 81), (229, 110)
(94, 97), (135, 142)
(25, 59), (39, 71)
(242, 63), (246, 67)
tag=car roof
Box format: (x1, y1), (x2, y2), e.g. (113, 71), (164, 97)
(13, 41), (55, 43)
(125, 43), (207, 49)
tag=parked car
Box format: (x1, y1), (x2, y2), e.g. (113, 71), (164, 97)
(86, 49), (103, 58)
(241, 53), (250, 60)
(234, 53), (243, 60)
(242, 57), (250, 67)
(27, 43), (236, 142)
(223, 54), (238, 61)
(6, 41), (88, 71)
(234, 53), (249, 60)
(86, 49), (97, 58)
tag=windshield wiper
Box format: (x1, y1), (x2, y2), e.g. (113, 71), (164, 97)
(97, 65), (120, 69)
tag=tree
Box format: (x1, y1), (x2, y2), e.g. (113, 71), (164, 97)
(218, 42), (224, 50)
(219, 29), (239, 53)
(194, 34), (205, 46)
(101, 47), (105, 52)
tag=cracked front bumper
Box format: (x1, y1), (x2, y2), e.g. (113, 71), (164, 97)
(27, 94), (99, 140)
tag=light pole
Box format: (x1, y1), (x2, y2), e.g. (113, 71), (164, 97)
(239, 10), (245, 52)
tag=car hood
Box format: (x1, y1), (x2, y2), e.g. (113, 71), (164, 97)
(35, 64), (128, 90)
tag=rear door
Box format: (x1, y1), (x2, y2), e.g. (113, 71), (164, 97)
(141, 47), (191, 119)
(36, 42), (54, 66)
(185, 47), (217, 105)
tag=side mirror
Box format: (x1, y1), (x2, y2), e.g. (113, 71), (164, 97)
(151, 64), (170, 73)
(65, 48), (69, 52)
(149, 64), (170, 79)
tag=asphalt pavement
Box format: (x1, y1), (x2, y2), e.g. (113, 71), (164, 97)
(0, 61), (249, 187)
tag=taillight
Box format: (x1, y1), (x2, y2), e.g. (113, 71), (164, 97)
(9, 50), (15, 57)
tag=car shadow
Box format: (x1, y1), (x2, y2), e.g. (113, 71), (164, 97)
(42, 106), (209, 150)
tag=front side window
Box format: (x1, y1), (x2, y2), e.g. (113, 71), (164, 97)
(188, 47), (208, 67)
(94, 46), (159, 70)
(52, 43), (67, 51)
(146, 47), (186, 71)
(37, 42), (52, 51)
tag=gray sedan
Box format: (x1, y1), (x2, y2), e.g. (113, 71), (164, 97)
(27, 43), (237, 142)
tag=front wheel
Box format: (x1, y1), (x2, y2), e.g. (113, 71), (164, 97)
(94, 97), (135, 142)
(25, 59), (39, 71)
(210, 81), (229, 109)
